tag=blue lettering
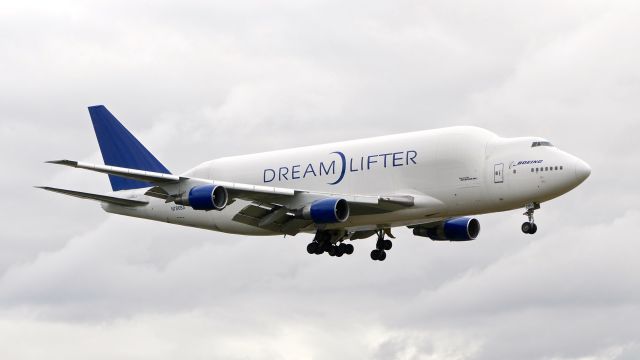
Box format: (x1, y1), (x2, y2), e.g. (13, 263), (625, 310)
(264, 149), (418, 184)
(407, 150), (417, 165)
(392, 152), (403, 167)
(367, 155), (378, 169)
(349, 157), (359, 172)
(379, 153), (392, 167)
(279, 167), (289, 181)
(303, 163), (316, 178)
(320, 161), (335, 176)
(291, 165), (301, 179)
(264, 168), (276, 183)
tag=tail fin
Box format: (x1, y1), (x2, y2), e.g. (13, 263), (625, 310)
(88, 105), (171, 191)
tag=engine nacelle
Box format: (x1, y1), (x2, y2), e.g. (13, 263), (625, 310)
(175, 184), (228, 211)
(413, 217), (480, 241)
(301, 198), (350, 224)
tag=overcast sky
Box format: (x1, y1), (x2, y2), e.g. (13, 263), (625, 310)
(1, 0), (639, 359)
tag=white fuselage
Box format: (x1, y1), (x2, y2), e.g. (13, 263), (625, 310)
(103, 126), (590, 236)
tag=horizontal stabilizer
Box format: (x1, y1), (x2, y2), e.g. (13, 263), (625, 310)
(36, 186), (148, 207)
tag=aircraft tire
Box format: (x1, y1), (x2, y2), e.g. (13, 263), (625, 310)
(383, 240), (392, 250)
(378, 250), (387, 261)
(328, 246), (337, 257)
(521, 222), (532, 234)
(370, 249), (380, 260)
(344, 244), (354, 255)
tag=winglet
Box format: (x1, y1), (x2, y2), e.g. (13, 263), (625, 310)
(88, 105), (171, 191)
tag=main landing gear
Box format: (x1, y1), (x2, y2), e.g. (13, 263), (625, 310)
(370, 229), (393, 261)
(306, 231), (354, 257)
(521, 202), (540, 234)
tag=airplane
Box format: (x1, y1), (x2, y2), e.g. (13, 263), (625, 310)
(39, 105), (591, 261)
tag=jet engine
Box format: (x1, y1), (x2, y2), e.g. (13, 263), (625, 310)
(175, 184), (228, 211)
(413, 217), (480, 241)
(300, 198), (350, 224)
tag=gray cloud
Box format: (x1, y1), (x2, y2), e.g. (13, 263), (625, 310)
(1, 0), (639, 358)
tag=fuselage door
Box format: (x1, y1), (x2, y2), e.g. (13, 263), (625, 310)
(494, 163), (504, 183)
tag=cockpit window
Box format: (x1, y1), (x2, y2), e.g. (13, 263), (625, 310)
(531, 141), (553, 147)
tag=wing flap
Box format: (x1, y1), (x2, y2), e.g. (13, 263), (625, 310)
(231, 203), (313, 235)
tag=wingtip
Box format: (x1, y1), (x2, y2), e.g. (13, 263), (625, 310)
(45, 160), (78, 167)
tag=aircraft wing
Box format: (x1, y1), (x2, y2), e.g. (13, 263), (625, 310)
(47, 159), (443, 235)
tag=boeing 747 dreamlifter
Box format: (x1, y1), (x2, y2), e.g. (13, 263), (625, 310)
(39, 106), (591, 261)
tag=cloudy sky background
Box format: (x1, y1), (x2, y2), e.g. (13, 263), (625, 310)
(1, 0), (639, 358)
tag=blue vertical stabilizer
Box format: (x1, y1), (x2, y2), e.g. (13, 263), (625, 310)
(88, 105), (171, 191)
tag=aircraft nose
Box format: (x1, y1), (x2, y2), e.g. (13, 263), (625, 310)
(574, 158), (591, 183)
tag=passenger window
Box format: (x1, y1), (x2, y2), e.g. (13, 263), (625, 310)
(545, 167), (548, 171)
(536, 168), (539, 172)
(560, 166), (563, 170)
(513, 169), (516, 174)
(531, 168), (534, 172)
(555, 166), (558, 170)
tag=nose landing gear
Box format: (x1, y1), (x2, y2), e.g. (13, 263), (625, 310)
(521, 202), (540, 234)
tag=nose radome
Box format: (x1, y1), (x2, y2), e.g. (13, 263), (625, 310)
(574, 158), (591, 183)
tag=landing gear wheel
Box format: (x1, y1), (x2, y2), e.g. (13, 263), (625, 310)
(382, 239), (392, 250)
(377, 250), (387, 261)
(521, 222), (538, 234)
(370, 249), (386, 261)
(344, 243), (354, 255)
(307, 242), (318, 254)
(328, 246), (337, 257)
